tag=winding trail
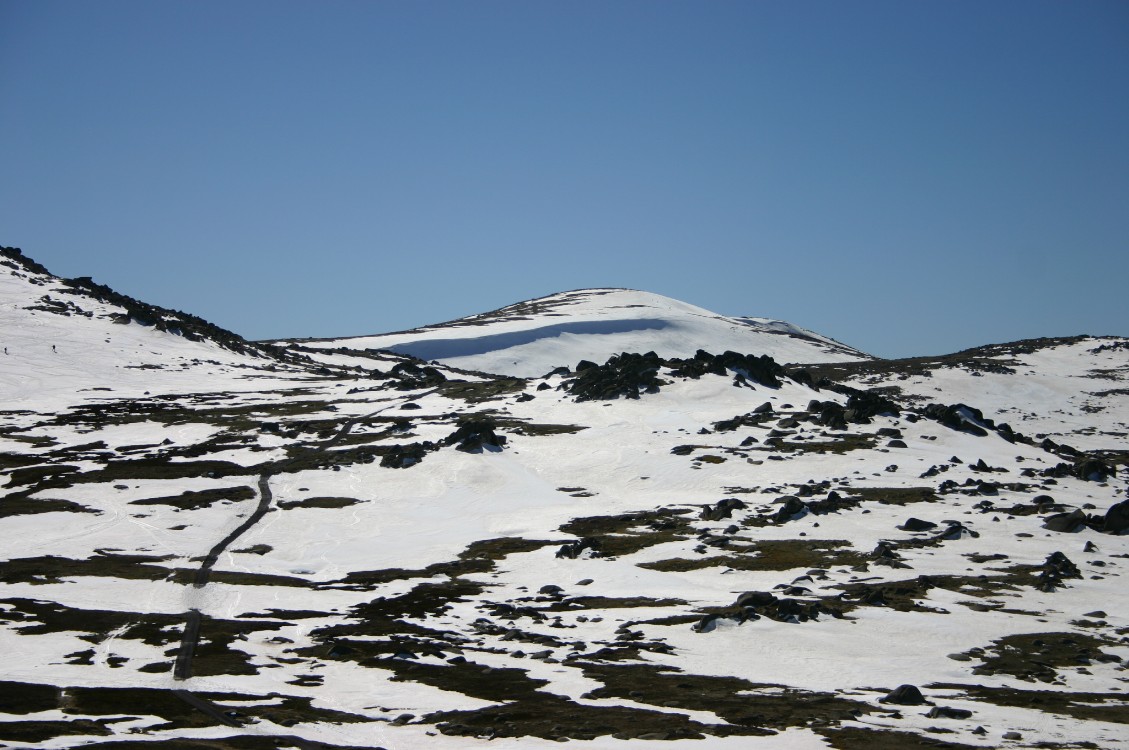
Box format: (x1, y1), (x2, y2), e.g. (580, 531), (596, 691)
(170, 389), (439, 736)
(192, 473), (276, 589)
(173, 475), (277, 682)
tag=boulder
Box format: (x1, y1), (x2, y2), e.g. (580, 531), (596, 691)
(1042, 509), (1089, 533)
(735, 591), (778, 608)
(899, 517), (937, 532)
(818, 403), (848, 430)
(1075, 458), (1114, 482)
(927, 706), (973, 720)
(773, 496), (808, 522)
(924, 403), (989, 437)
(843, 391), (900, 422)
(938, 522), (980, 540)
(880, 684), (928, 705)
(1103, 499), (1129, 535)
(692, 613), (733, 633)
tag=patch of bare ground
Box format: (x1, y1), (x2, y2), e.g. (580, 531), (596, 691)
(931, 682), (1129, 725)
(816, 726), (985, 749)
(581, 662), (873, 730)
(639, 539), (867, 573)
(557, 508), (695, 557)
(950, 632), (1123, 683)
(0, 680), (370, 734)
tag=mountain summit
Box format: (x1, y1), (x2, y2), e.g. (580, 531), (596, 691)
(284, 288), (868, 376)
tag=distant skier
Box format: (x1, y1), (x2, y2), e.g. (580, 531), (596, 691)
(52, 345), (56, 352)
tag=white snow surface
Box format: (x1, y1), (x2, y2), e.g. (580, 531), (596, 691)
(284, 288), (869, 377)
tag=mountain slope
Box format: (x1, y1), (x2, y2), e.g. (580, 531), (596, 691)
(0, 247), (331, 413)
(796, 336), (1129, 453)
(283, 288), (869, 377)
(1, 248), (1127, 750)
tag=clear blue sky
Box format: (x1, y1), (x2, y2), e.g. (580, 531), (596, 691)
(2, 1), (1126, 358)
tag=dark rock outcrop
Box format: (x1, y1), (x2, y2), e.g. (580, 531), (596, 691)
(556, 538), (601, 560)
(390, 361), (447, 389)
(1042, 509), (1089, 533)
(445, 418), (506, 453)
(923, 403), (990, 437)
(379, 443), (430, 469)
(880, 684), (928, 705)
(1104, 500), (1129, 535)
(566, 352), (665, 401)
(700, 498), (747, 521)
(1036, 551), (1082, 592)
(667, 350), (784, 389)
(927, 706), (973, 719)
(898, 518), (937, 532)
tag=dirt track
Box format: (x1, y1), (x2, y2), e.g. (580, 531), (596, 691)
(170, 391), (437, 729)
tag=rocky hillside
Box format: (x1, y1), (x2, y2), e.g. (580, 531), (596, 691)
(1, 249), (1127, 750)
(0, 246), (330, 412)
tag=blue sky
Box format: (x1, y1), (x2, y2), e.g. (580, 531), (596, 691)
(2, 1), (1126, 358)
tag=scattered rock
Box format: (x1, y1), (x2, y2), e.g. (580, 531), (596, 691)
(1037, 551), (1082, 591)
(380, 443), (431, 469)
(556, 538), (601, 559)
(700, 497), (747, 521)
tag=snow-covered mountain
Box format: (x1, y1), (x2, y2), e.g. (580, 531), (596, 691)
(1, 247), (1127, 750)
(281, 288), (868, 377)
